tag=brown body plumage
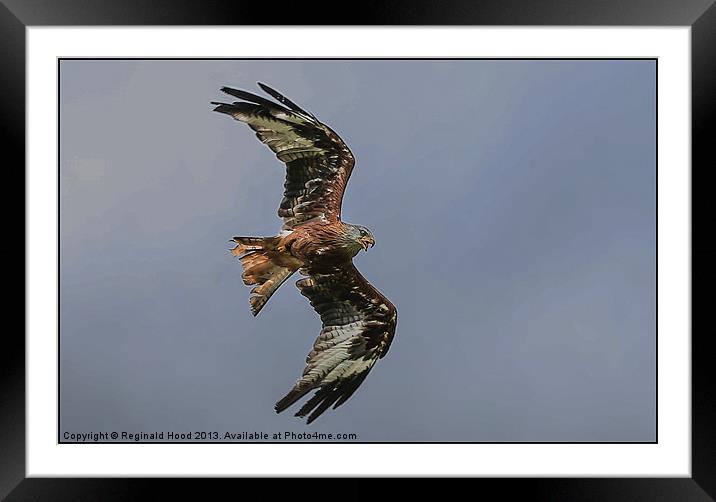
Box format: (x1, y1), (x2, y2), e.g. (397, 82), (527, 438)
(214, 83), (397, 424)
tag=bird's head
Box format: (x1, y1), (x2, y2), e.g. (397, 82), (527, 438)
(346, 224), (375, 252)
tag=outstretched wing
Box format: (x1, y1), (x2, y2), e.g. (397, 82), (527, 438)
(274, 262), (397, 424)
(212, 83), (355, 228)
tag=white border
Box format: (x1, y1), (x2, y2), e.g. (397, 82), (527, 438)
(27, 27), (690, 477)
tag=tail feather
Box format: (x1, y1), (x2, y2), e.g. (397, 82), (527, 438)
(248, 266), (295, 316)
(230, 236), (274, 257)
(231, 236), (299, 316)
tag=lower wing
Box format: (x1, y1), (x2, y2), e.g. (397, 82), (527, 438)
(274, 262), (397, 424)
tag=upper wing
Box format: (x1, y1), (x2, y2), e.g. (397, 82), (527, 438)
(212, 83), (355, 228)
(274, 262), (397, 424)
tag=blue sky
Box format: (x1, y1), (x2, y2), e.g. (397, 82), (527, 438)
(60, 59), (656, 441)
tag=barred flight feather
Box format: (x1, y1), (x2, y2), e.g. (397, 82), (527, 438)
(273, 263), (397, 423)
(213, 83), (355, 229)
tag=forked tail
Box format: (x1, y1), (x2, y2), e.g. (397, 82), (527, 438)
(230, 236), (299, 316)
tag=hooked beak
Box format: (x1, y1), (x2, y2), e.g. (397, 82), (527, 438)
(360, 236), (375, 251)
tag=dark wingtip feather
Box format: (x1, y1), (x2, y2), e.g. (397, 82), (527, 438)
(290, 383), (347, 424)
(257, 82), (313, 118)
(276, 367), (378, 423)
(212, 102), (267, 119)
(256, 82), (276, 94)
(212, 102), (235, 115)
(220, 86), (256, 101)
(294, 388), (328, 418)
(220, 86), (286, 111)
(332, 372), (370, 409)
(305, 390), (342, 425)
(274, 386), (312, 414)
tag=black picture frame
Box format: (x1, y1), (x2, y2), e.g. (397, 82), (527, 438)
(5, 0), (710, 498)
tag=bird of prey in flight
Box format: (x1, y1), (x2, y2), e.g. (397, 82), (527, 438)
(213, 83), (398, 424)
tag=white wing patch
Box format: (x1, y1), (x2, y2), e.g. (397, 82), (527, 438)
(273, 263), (397, 424)
(212, 84), (355, 229)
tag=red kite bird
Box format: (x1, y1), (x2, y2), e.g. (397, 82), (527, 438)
(213, 83), (398, 424)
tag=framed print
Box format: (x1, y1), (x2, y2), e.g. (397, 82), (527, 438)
(6, 0), (711, 498)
